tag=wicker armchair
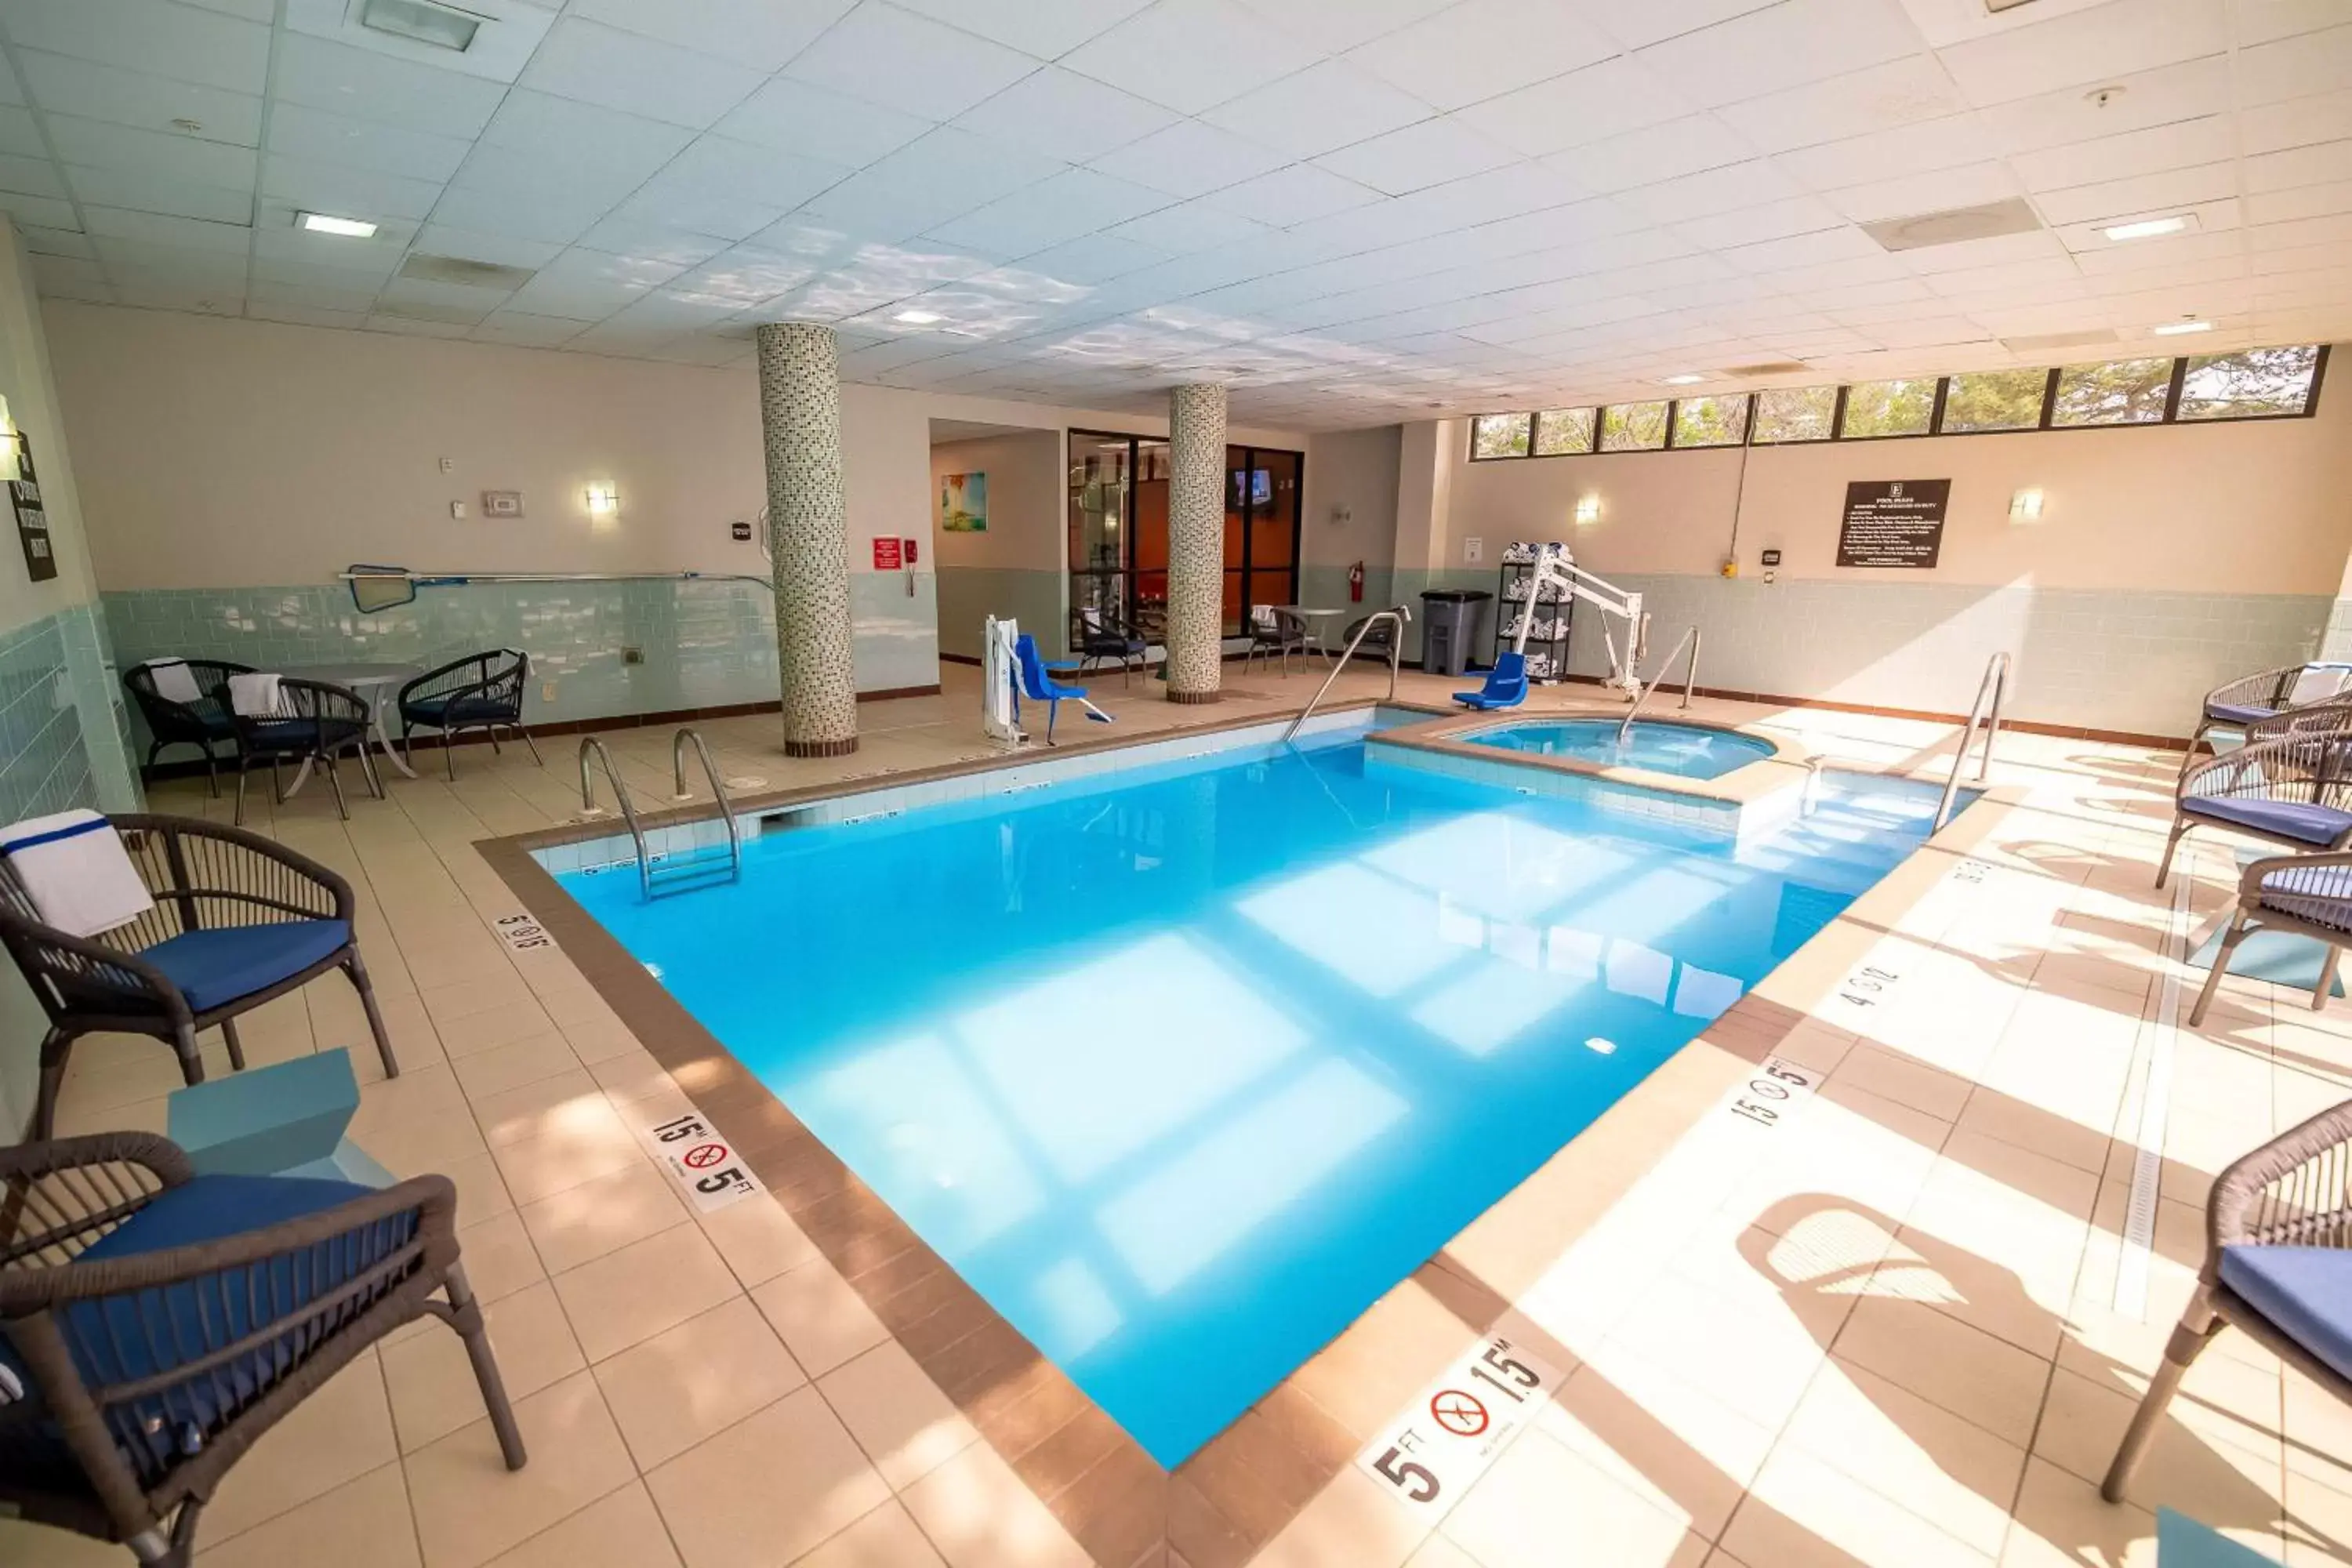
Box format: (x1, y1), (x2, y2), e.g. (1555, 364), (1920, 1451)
(2183, 662), (2352, 774)
(1073, 606), (1147, 686)
(0, 814), (398, 1140)
(2104, 1097), (2352, 1502)
(0, 1132), (524, 1564)
(2158, 732), (2352, 888)
(121, 661), (252, 800)
(2190, 851), (2352, 1027)
(217, 677), (381, 826)
(396, 650), (539, 780)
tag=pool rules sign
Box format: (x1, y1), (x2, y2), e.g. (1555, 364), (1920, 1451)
(1357, 1334), (1563, 1512)
(1836, 478), (1950, 568)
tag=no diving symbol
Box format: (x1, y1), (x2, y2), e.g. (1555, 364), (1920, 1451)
(682, 1142), (728, 1171)
(1431, 1389), (1487, 1438)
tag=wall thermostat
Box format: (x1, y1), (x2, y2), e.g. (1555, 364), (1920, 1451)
(481, 490), (524, 517)
(731, 521), (753, 541)
(1760, 549), (1782, 566)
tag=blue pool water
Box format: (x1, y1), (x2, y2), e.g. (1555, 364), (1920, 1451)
(1465, 718), (1777, 780)
(557, 727), (1951, 1465)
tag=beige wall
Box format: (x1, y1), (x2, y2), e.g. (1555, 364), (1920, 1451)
(1436, 369), (2352, 594)
(927, 428), (1062, 659)
(1301, 426), (1401, 579)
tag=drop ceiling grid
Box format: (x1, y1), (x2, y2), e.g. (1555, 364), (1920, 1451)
(0, 0), (2339, 425)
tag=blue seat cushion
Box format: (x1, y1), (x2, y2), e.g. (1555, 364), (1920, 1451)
(2209, 702), (2278, 726)
(2183, 796), (2352, 846)
(2219, 1245), (2352, 1383)
(144, 919), (350, 1012)
(404, 695), (514, 727)
(242, 719), (320, 753)
(60, 1174), (412, 1471)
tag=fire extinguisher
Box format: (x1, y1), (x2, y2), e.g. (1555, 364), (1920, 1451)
(1348, 561), (1364, 602)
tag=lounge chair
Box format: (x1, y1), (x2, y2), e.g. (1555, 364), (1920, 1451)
(0, 814), (399, 1140)
(1074, 606), (1148, 686)
(397, 649), (541, 780)
(0, 1131), (524, 1566)
(1013, 633), (1110, 745)
(1454, 651), (1530, 711)
(2103, 1096), (2352, 1506)
(219, 677), (381, 826)
(2182, 662), (2352, 778)
(1243, 605), (1305, 676)
(2158, 732), (2352, 889)
(121, 661), (252, 799)
(2190, 850), (2351, 1026)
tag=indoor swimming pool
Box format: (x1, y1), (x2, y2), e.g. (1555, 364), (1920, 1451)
(555, 720), (1959, 1466)
(1462, 717), (1779, 779)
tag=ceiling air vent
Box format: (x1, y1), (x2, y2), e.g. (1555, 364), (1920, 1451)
(1725, 361), (1810, 377)
(1998, 328), (2118, 354)
(1861, 197), (2041, 252)
(398, 253), (534, 290)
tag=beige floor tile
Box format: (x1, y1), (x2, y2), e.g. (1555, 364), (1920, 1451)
(1997, 1457), (2158, 1567)
(1404, 1535), (1484, 1568)
(1832, 1294), (2053, 1449)
(439, 1000), (561, 1061)
(451, 1034), (582, 1102)
(818, 1340), (980, 1490)
(479, 1481), (681, 1568)
(597, 1296), (809, 1469)
(1782, 1359), (2027, 1554)
(383, 1282), (585, 1453)
(405, 1370), (636, 1568)
(202, 1354), (401, 1542)
(896, 1439), (1091, 1568)
(1539, 1351), (1775, 1541)
(552, 1221), (742, 1363)
(2032, 1366), (2285, 1526)
(453, 1210), (548, 1304)
(1251, 1465), (1432, 1568)
(467, 1067), (607, 1146)
(791, 1502), (948, 1568)
(197, 1462), (419, 1568)
(1722, 1446), (1992, 1568)
(517, 1160), (691, 1275)
(1442, 1427), (1708, 1568)
(586, 1045), (674, 1102)
(648, 1388), (892, 1568)
(752, 1258), (892, 1378)
(0, 1519), (134, 1566)
(699, 1192), (822, 1287)
(492, 1098), (644, 1205)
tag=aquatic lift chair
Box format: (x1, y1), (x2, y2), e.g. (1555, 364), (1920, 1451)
(1455, 544), (1653, 710)
(985, 618), (1113, 747)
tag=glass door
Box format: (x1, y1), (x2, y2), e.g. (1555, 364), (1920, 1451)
(1068, 429), (1300, 646)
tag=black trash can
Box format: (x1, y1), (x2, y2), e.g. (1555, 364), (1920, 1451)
(1419, 589), (1492, 677)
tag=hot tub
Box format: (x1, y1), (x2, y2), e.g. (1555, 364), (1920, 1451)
(1461, 718), (1777, 781)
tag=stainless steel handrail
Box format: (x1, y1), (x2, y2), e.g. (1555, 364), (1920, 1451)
(1283, 606), (1410, 743)
(671, 728), (742, 882)
(578, 737), (653, 899)
(1618, 625), (1700, 742)
(1934, 651), (2012, 831)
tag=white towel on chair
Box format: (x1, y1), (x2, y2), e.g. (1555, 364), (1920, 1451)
(0, 809), (154, 937)
(227, 672), (285, 717)
(147, 659), (204, 704)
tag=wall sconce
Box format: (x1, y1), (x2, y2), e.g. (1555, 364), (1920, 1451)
(2009, 487), (2045, 522)
(584, 481), (619, 518)
(1573, 494), (1601, 525)
(0, 395), (21, 485)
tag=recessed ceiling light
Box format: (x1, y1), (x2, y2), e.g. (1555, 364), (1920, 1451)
(2103, 214), (2190, 241)
(1661, 373), (1704, 386)
(360, 0), (482, 53)
(2153, 319), (2212, 336)
(893, 309), (943, 325)
(299, 212), (378, 238)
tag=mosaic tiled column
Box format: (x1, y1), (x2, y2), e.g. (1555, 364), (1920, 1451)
(1164, 383), (1227, 704)
(757, 323), (858, 757)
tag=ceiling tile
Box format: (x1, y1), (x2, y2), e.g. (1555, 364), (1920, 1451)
(1344, 0), (1617, 112)
(1716, 54), (1967, 155)
(1671, 193), (1847, 248)
(471, 91), (695, 194)
(1974, 55), (2228, 157)
(1562, 113), (1758, 192)
(800, 128), (1064, 241)
(1716, 223), (1888, 273)
(567, 0), (858, 71)
(1230, 0), (1457, 54)
(785, 2), (1042, 121)
(2248, 177), (2352, 224)
(1820, 159), (2020, 222)
(269, 33), (509, 139)
(891, 0), (1156, 56)
(1091, 120), (1290, 199)
(1104, 197), (1272, 254)
(2247, 138), (2352, 192)
(411, 225), (561, 270)
(0, 151), (61, 201)
(1559, 0), (1782, 52)
(954, 67), (1174, 165)
(714, 79), (935, 168)
(2237, 23), (2352, 105)
(268, 101), (473, 183)
(2032, 162), (2236, 224)
(573, 216), (734, 269)
(45, 111), (255, 186)
(1617, 158), (1806, 224)
(426, 183), (612, 246)
(1015, 231), (1171, 283)
(1771, 112), (1991, 191)
(1062, 0), (1321, 115)
(517, 16), (767, 130)
(0, 107), (41, 159)
(471, 310), (590, 347)
(625, 136), (851, 227)
(16, 47), (261, 146)
(262, 152), (444, 220)
(2010, 114), (2234, 190)
(68, 165), (250, 222)
(1314, 118), (1517, 195)
(1203, 61), (1431, 162)
(1936, 0), (2226, 106)
(1197, 163), (1384, 226)
(1635, 0), (1928, 110)
(1454, 57), (1695, 159)
(928, 166), (1168, 253)
(0, 0), (269, 95)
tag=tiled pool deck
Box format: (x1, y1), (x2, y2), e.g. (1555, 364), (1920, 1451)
(7, 663), (2349, 1568)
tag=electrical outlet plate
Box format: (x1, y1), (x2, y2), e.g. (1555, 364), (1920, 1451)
(541, 682), (557, 702)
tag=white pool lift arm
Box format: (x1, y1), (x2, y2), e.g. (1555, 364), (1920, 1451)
(1513, 546), (1650, 699)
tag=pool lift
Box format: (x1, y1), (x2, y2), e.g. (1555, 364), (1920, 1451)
(1456, 544), (1658, 712)
(985, 617), (1112, 748)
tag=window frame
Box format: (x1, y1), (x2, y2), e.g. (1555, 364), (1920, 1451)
(1461, 343), (2328, 462)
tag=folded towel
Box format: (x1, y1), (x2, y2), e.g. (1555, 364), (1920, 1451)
(147, 659), (204, 704)
(0, 809), (155, 938)
(227, 672), (285, 717)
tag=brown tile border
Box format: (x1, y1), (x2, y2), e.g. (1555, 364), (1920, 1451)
(470, 695), (2023, 1567)
(1370, 706), (1814, 809)
(1548, 670), (2185, 749)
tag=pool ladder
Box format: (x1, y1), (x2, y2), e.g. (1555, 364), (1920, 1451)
(577, 728), (742, 898)
(1933, 651), (2010, 832)
(1283, 606), (1410, 743)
